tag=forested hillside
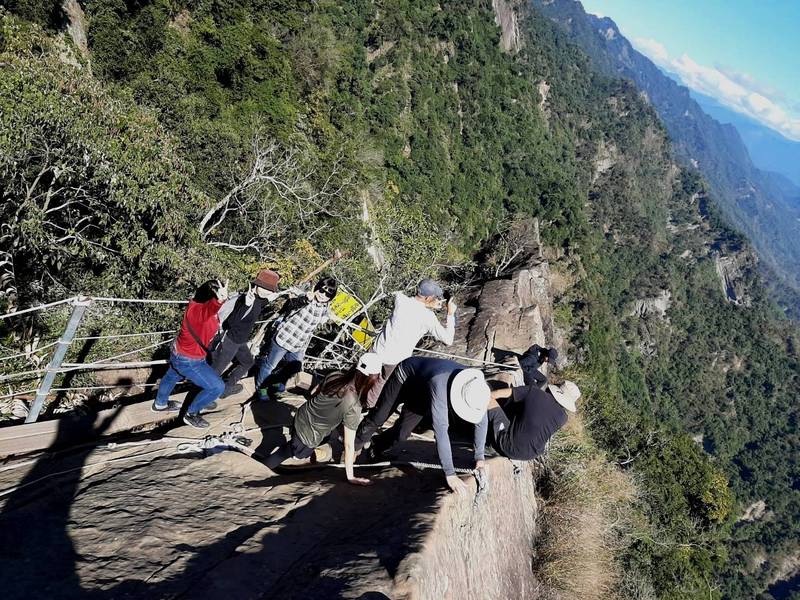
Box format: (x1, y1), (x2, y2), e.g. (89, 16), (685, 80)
(533, 0), (800, 317)
(1, 1), (798, 599)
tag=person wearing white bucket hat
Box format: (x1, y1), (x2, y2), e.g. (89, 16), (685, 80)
(357, 356), (490, 494)
(487, 379), (581, 460)
(263, 353), (383, 485)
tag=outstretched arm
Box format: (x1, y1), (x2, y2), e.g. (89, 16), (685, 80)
(427, 299), (456, 345)
(343, 427), (371, 486)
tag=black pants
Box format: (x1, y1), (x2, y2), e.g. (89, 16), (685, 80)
(264, 431), (315, 469)
(211, 335), (255, 393)
(355, 363), (409, 450)
(370, 404), (427, 458)
(488, 407), (513, 457)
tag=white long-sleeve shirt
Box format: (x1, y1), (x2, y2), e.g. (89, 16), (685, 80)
(371, 292), (455, 365)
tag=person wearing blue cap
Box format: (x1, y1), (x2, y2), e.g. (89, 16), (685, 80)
(365, 278), (457, 407)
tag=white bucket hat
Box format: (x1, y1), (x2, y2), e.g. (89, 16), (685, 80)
(547, 380), (581, 413)
(449, 368), (490, 424)
(356, 353), (383, 376)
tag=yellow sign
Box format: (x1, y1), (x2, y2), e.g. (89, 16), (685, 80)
(351, 317), (375, 349)
(329, 291), (362, 322)
(328, 291), (376, 348)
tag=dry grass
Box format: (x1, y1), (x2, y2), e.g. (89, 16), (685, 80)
(533, 414), (650, 600)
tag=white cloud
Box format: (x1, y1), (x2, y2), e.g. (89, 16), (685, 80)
(632, 37), (670, 65)
(631, 38), (800, 141)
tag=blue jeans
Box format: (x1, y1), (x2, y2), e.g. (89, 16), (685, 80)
(255, 338), (305, 390)
(156, 351), (225, 415)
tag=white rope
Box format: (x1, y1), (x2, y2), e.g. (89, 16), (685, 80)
(49, 383), (159, 392)
(73, 330), (175, 341)
(0, 297), (77, 320)
(89, 296), (188, 305)
(0, 387), (37, 399)
(61, 339), (172, 372)
(0, 447), (171, 499)
(336, 320), (516, 370)
(0, 368), (46, 382)
(0, 340), (61, 362)
(413, 347), (516, 370)
(58, 360), (168, 370)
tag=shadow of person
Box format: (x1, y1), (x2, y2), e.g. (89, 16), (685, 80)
(0, 405), (124, 600)
(42, 330), (100, 418)
(249, 397), (296, 460)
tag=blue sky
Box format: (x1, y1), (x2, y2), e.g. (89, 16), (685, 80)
(580, 0), (800, 140)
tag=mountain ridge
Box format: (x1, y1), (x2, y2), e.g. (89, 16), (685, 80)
(533, 0), (800, 307)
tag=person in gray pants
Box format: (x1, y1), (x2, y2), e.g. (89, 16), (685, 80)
(211, 269), (280, 397)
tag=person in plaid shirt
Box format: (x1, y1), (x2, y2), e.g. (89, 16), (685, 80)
(255, 277), (338, 400)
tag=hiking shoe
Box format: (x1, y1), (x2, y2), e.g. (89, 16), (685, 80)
(199, 401), (218, 414)
(183, 413), (209, 429)
(151, 400), (181, 413)
(257, 388), (270, 401)
(221, 383), (244, 398)
(273, 382), (286, 394)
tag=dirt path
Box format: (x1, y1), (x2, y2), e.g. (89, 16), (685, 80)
(0, 391), (476, 599)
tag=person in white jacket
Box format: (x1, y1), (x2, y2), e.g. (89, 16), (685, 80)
(365, 278), (457, 407)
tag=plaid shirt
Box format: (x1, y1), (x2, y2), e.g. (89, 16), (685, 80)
(275, 300), (330, 352)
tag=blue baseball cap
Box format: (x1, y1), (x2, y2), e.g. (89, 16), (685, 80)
(417, 278), (444, 299)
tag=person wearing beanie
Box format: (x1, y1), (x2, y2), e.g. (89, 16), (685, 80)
(517, 344), (559, 389)
(365, 278), (457, 407)
(255, 276), (338, 400)
(211, 269), (281, 398)
(487, 380), (580, 460)
(263, 353), (382, 485)
(152, 279), (229, 429)
(356, 356), (490, 494)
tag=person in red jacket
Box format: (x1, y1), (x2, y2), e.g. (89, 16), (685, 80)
(152, 279), (229, 429)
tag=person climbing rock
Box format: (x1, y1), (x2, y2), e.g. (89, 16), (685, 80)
(357, 356), (490, 494)
(152, 279), (229, 429)
(517, 344), (558, 388)
(486, 380), (580, 460)
(263, 353), (382, 485)
(365, 278), (457, 407)
(212, 269), (281, 398)
(254, 277), (337, 400)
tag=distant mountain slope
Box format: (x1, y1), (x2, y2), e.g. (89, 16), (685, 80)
(533, 0), (800, 302)
(691, 90), (800, 189)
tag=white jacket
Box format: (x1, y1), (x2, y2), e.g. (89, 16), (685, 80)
(371, 292), (455, 365)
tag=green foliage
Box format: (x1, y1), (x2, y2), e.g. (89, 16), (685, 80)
(0, 12), (221, 306)
(3, 2), (799, 598)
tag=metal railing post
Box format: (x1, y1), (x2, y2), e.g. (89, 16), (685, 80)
(25, 296), (92, 423)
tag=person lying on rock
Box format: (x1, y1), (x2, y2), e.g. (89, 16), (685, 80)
(517, 344), (558, 389)
(211, 269), (282, 399)
(262, 353), (382, 485)
(254, 277), (338, 401)
(355, 356), (490, 494)
(152, 279), (229, 429)
(365, 278), (457, 408)
(486, 379), (580, 461)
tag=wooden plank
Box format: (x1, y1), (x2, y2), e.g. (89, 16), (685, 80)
(0, 391), (246, 458)
(0, 374), (317, 459)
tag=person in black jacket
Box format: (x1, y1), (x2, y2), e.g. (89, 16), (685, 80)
(487, 380), (580, 460)
(212, 269), (280, 397)
(517, 344), (558, 389)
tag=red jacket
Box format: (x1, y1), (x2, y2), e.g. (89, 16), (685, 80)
(174, 299), (223, 359)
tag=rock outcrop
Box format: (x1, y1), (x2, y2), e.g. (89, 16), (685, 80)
(492, 0), (523, 54)
(714, 252), (753, 306)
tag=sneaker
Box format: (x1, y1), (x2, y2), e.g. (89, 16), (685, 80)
(183, 413), (209, 429)
(257, 388), (270, 401)
(221, 383), (244, 398)
(273, 382), (286, 394)
(151, 400), (181, 413)
(199, 401), (218, 414)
